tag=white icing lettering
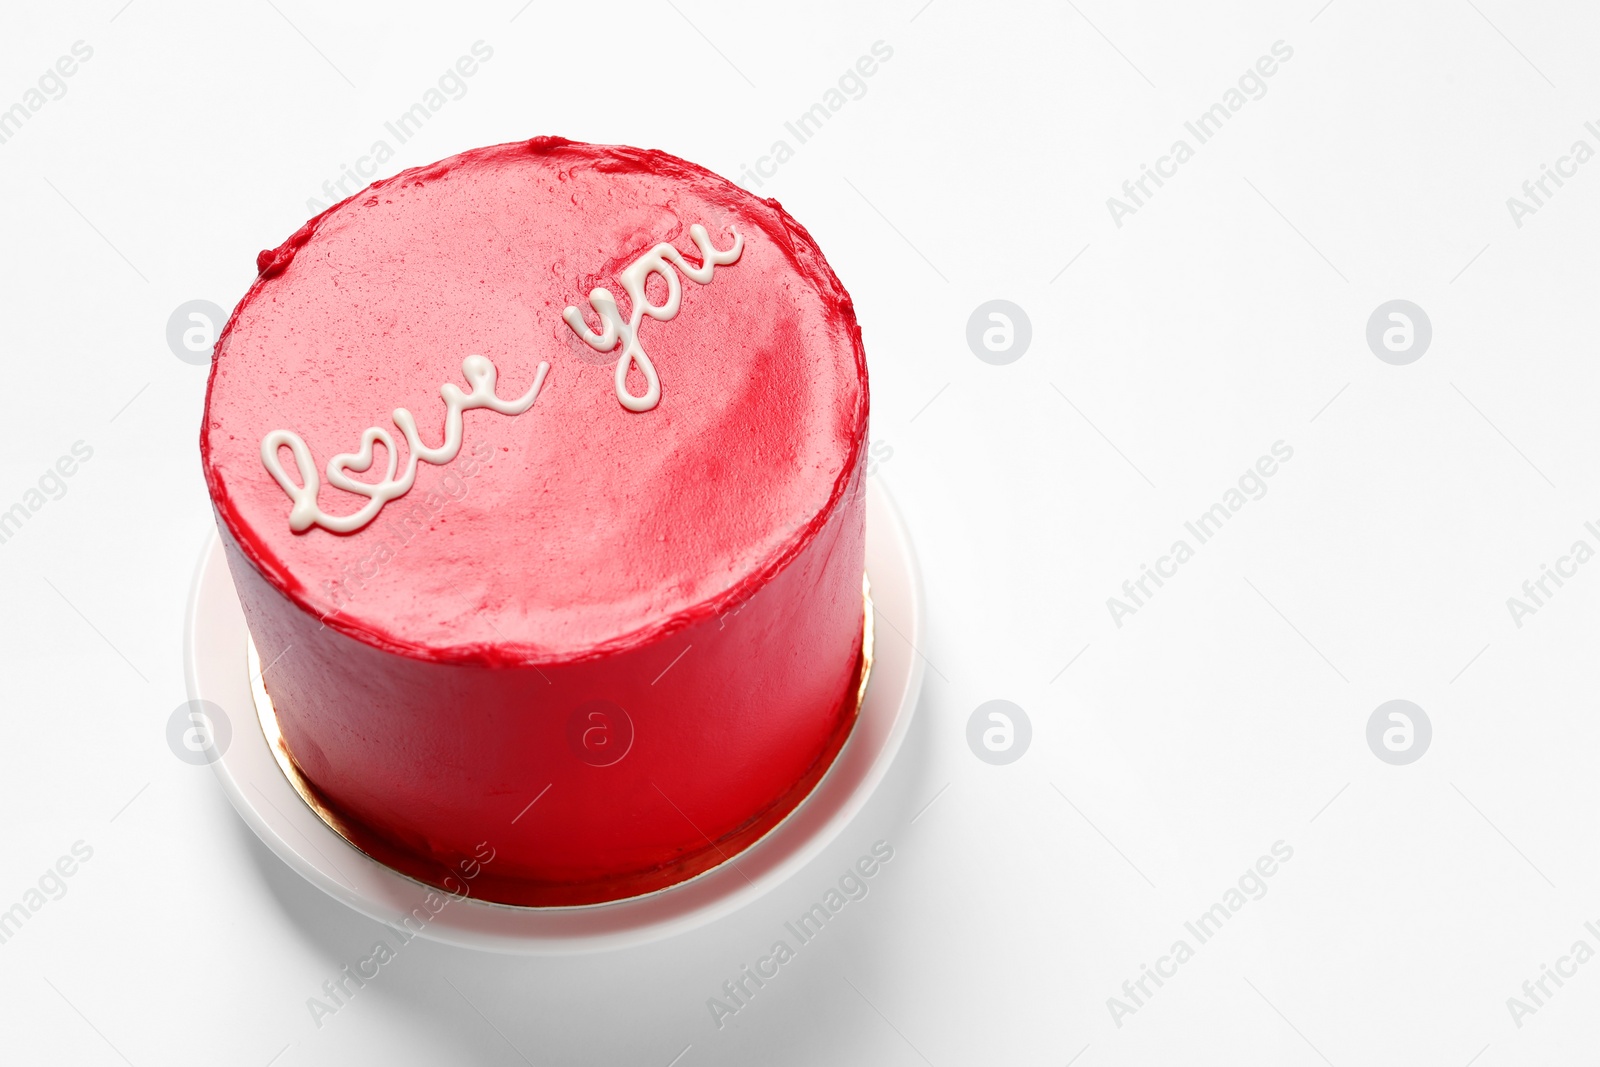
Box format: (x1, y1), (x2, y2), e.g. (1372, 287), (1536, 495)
(563, 223), (742, 412)
(261, 355), (547, 534)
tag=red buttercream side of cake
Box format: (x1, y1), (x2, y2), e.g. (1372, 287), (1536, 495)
(199, 138), (870, 904)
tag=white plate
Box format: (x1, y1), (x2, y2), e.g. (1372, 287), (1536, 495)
(183, 478), (924, 954)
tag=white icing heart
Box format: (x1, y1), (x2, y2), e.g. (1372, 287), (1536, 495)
(326, 426), (401, 500)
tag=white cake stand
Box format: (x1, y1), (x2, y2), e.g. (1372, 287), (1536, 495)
(183, 478), (924, 954)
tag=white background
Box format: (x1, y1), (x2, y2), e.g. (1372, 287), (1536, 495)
(2, 0), (1598, 1063)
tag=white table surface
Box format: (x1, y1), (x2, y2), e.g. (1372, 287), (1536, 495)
(3, 1), (1597, 1063)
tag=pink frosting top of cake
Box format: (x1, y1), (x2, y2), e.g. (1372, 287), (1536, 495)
(201, 137), (867, 664)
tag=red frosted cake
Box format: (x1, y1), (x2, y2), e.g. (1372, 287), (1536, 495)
(200, 137), (870, 906)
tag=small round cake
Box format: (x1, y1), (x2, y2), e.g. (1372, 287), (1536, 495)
(200, 137), (869, 906)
